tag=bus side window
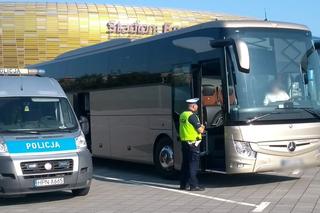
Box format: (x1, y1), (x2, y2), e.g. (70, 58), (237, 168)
(202, 84), (219, 106)
(218, 86), (236, 106)
(229, 87), (236, 105)
(201, 60), (225, 127)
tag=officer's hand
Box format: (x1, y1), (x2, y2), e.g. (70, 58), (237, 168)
(198, 125), (205, 134)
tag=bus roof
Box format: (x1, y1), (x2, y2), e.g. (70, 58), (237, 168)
(30, 20), (309, 67)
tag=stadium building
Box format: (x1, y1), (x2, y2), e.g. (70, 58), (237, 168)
(0, 2), (248, 68)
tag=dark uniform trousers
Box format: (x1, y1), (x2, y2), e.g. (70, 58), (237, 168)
(180, 142), (200, 188)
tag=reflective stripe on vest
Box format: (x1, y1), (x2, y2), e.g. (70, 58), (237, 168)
(179, 111), (202, 142)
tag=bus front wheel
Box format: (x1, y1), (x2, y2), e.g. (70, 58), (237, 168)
(154, 137), (176, 179)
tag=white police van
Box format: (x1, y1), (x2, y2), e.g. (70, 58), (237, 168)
(0, 68), (92, 196)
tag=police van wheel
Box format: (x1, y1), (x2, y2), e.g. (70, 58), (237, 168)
(154, 138), (176, 179)
(72, 187), (90, 196)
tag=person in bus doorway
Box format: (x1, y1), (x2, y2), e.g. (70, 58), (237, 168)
(179, 98), (205, 191)
(263, 81), (290, 106)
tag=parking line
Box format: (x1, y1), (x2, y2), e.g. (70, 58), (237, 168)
(292, 169), (301, 175)
(93, 174), (270, 212)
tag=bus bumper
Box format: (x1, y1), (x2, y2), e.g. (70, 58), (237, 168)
(253, 149), (320, 173)
(226, 149), (320, 174)
(0, 150), (92, 196)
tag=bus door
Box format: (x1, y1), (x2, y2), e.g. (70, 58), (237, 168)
(172, 64), (196, 170)
(172, 63), (212, 171)
(199, 59), (226, 172)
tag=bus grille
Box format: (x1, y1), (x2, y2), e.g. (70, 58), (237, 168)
(20, 159), (73, 175)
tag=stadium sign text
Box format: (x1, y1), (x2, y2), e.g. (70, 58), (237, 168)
(106, 22), (180, 35)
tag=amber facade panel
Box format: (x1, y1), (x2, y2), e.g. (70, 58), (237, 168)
(0, 2), (247, 68)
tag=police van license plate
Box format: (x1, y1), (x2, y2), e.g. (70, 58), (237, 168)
(34, 177), (64, 187)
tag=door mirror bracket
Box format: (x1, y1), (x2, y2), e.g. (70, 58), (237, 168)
(210, 39), (250, 73)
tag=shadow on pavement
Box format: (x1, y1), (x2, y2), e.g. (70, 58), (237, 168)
(93, 157), (299, 189)
(0, 191), (74, 206)
(0, 158), (300, 206)
(199, 172), (298, 188)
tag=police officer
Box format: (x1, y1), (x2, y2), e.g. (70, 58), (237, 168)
(179, 98), (205, 191)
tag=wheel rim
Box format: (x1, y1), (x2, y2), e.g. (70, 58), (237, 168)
(159, 145), (174, 171)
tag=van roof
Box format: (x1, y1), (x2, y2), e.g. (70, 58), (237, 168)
(0, 76), (66, 98)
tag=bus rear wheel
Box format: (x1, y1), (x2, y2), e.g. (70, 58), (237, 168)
(154, 137), (176, 179)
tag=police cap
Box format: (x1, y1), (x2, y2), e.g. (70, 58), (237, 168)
(186, 98), (199, 104)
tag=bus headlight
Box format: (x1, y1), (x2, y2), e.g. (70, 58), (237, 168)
(75, 132), (87, 149)
(233, 140), (256, 158)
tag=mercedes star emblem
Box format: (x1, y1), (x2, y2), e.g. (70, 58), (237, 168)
(287, 142), (296, 152)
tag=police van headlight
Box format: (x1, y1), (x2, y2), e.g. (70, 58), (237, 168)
(0, 140), (8, 153)
(75, 132), (87, 149)
(233, 140), (256, 158)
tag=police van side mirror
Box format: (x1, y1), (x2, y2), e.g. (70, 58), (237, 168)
(210, 39), (250, 73)
(79, 116), (90, 135)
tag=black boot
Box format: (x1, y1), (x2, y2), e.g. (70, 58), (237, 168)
(189, 186), (205, 191)
(179, 184), (190, 190)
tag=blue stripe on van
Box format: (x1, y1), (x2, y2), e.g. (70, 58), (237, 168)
(5, 138), (76, 154)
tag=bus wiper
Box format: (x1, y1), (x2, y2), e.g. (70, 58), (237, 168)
(246, 111), (280, 124)
(294, 107), (320, 119)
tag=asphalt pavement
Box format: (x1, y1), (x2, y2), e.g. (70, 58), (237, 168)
(1, 158), (320, 213)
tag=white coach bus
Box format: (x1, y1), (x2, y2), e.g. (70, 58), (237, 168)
(30, 20), (320, 177)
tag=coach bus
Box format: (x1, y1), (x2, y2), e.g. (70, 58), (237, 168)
(29, 20), (320, 176)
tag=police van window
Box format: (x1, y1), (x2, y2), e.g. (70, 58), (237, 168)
(60, 98), (77, 128)
(0, 97), (78, 133)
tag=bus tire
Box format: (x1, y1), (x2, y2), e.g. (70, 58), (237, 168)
(72, 186), (90, 196)
(154, 137), (176, 179)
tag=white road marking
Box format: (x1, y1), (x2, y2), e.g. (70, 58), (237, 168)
(292, 169), (301, 175)
(93, 174), (270, 212)
(253, 202), (271, 213)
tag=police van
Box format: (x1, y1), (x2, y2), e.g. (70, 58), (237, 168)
(0, 68), (92, 196)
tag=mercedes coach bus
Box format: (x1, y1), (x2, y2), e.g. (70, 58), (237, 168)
(30, 20), (320, 176)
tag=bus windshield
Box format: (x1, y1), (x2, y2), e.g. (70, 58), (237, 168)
(227, 28), (320, 123)
(0, 97), (78, 133)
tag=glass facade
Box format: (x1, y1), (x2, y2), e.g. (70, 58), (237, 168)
(0, 2), (247, 68)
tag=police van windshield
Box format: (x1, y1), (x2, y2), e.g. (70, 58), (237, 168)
(226, 28), (320, 123)
(0, 97), (78, 133)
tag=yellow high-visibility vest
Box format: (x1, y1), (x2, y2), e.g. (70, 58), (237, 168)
(179, 111), (202, 142)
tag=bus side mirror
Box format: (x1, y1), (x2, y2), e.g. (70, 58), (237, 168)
(210, 39), (250, 73)
(234, 40), (250, 73)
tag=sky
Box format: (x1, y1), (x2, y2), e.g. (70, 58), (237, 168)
(7, 0), (320, 36)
